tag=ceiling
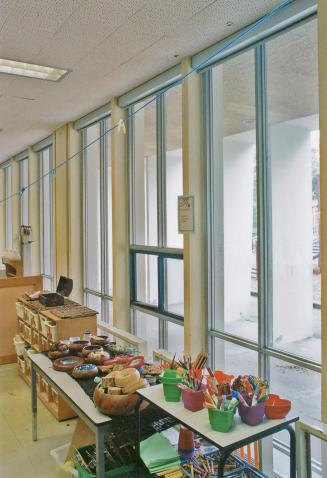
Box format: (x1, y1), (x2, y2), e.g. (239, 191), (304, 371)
(0, 0), (288, 162)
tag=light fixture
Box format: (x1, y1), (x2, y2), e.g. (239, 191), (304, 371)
(0, 59), (68, 81)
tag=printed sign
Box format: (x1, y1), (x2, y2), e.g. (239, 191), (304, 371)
(178, 195), (195, 233)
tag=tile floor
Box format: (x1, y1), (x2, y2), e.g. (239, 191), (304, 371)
(0, 363), (76, 477)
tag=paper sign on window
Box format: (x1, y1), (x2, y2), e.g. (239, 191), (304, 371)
(178, 195), (195, 233)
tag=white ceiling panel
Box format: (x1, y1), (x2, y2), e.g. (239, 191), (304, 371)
(0, 0), (297, 162)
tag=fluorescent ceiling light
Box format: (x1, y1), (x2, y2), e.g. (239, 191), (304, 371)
(0, 59), (68, 81)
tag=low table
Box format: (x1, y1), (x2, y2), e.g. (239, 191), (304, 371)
(137, 384), (298, 478)
(30, 353), (112, 478)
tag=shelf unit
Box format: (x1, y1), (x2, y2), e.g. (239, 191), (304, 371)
(16, 295), (98, 421)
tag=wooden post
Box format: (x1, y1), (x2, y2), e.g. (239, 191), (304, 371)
(111, 98), (130, 331)
(181, 57), (206, 355)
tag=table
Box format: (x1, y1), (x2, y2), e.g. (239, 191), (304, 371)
(30, 353), (112, 478)
(137, 384), (298, 478)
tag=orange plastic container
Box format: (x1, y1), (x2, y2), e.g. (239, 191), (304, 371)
(264, 394), (291, 419)
(214, 371), (234, 384)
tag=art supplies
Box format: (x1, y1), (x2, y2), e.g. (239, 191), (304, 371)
(140, 432), (181, 474)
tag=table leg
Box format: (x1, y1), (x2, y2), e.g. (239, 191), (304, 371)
(217, 450), (230, 478)
(286, 424), (296, 478)
(96, 426), (106, 478)
(31, 364), (37, 441)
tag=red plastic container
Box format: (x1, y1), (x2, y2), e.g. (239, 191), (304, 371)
(179, 385), (207, 412)
(264, 394), (291, 419)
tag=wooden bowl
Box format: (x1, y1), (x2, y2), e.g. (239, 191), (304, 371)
(90, 335), (111, 346)
(85, 351), (110, 365)
(93, 384), (141, 416)
(81, 345), (103, 357)
(53, 356), (84, 372)
(48, 349), (70, 360)
(69, 340), (90, 353)
(72, 363), (98, 379)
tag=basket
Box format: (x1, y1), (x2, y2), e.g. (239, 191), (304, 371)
(50, 443), (78, 477)
(13, 335), (25, 356)
(16, 302), (25, 319)
(74, 445), (135, 478)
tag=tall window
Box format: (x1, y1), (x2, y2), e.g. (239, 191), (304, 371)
(4, 164), (12, 250)
(83, 117), (113, 324)
(19, 157), (29, 226)
(205, 18), (320, 476)
(39, 146), (54, 290)
(129, 84), (184, 355)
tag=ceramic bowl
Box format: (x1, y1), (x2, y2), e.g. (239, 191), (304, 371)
(69, 340), (90, 353)
(264, 394), (292, 419)
(81, 344), (104, 357)
(90, 335), (111, 346)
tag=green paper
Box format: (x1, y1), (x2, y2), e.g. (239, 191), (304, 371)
(140, 432), (180, 473)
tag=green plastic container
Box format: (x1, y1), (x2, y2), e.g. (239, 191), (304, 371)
(160, 369), (183, 402)
(74, 445), (135, 478)
(208, 407), (235, 433)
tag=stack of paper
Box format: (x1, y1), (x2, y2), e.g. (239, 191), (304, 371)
(140, 432), (181, 474)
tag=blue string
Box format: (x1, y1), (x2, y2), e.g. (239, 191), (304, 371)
(0, 0), (292, 205)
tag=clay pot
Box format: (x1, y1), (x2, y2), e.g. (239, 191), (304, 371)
(81, 345), (103, 357)
(72, 363), (98, 379)
(69, 340), (90, 353)
(93, 384), (141, 416)
(90, 335), (111, 346)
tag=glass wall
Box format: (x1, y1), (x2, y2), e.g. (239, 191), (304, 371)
(83, 117), (113, 323)
(129, 84), (184, 355)
(39, 146), (54, 290)
(19, 158), (29, 226)
(4, 164), (12, 250)
(206, 18), (320, 476)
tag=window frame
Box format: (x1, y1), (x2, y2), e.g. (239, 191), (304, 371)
(204, 12), (320, 474)
(129, 88), (184, 350)
(82, 117), (113, 324)
(39, 145), (55, 289)
(4, 164), (12, 250)
(19, 157), (29, 226)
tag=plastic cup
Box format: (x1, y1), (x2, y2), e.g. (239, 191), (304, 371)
(208, 407), (235, 433)
(238, 402), (265, 426)
(180, 385), (206, 412)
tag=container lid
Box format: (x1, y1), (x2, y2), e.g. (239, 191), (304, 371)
(56, 276), (73, 297)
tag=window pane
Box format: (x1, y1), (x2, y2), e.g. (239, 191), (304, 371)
(86, 293), (102, 317)
(134, 310), (159, 357)
(165, 258), (184, 316)
(85, 123), (101, 292)
(106, 118), (113, 296)
(211, 50), (258, 342)
(270, 356), (320, 420)
(213, 337), (258, 376)
(132, 98), (157, 246)
(103, 298), (113, 326)
(165, 85), (183, 248)
(167, 321), (184, 354)
(267, 20), (320, 362)
(136, 254), (158, 306)
(20, 159), (29, 226)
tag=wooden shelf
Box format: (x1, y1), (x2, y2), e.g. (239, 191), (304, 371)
(17, 296), (97, 422)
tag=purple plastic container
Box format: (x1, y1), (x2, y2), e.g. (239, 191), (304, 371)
(179, 384), (207, 412)
(238, 402), (265, 426)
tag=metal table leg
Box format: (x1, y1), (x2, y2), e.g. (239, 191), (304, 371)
(31, 364), (37, 441)
(286, 424), (297, 478)
(217, 450), (230, 478)
(96, 425), (106, 478)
